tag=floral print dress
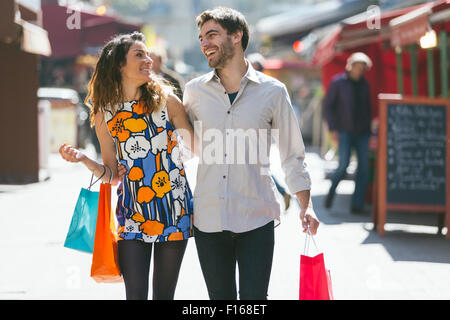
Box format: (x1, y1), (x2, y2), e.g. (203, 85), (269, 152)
(104, 100), (193, 243)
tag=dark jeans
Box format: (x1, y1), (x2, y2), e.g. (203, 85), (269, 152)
(118, 239), (188, 300)
(194, 221), (275, 300)
(329, 131), (370, 208)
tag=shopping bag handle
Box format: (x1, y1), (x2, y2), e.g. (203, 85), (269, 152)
(88, 165), (106, 190)
(107, 165), (113, 184)
(303, 225), (320, 256)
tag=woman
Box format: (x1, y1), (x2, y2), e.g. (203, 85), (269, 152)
(59, 32), (195, 300)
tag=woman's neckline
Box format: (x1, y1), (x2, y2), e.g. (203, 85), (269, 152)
(120, 99), (142, 105)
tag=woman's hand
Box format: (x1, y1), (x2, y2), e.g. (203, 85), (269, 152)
(117, 163), (128, 181)
(59, 144), (86, 163)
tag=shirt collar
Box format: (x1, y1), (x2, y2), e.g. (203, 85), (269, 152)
(205, 70), (219, 82)
(244, 60), (261, 84)
(206, 59), (261, 84)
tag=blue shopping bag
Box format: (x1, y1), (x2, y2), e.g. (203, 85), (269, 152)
(64, 172), (104, 253)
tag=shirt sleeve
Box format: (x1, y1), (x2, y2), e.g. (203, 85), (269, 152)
(272, 84), (311, 194)
(181, 81), (199, 161)
(182, 81), (197, 125)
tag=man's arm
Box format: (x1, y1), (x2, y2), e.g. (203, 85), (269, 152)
(272, 84), (319, 234)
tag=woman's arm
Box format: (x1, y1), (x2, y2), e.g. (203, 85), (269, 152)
(59, 142), (127, 186)
(59, 109), (127, 186)
(59, 143), (103, 179)
(166, 94), (199, 157)
(93, 110), (125, 186)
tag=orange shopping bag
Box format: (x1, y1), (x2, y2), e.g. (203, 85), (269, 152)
(90, 182), (123, 283)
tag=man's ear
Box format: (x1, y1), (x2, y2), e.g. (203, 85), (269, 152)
(231, 30), (243, 46)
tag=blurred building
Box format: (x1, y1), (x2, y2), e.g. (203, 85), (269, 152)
(40, 0), (143, 95)
(253, 0), (380, 146)
(256, 0), (379, 51)
(252, 0), (442, 148)
(314, 0), (449, 116)
(0, 0), (51, 183)
(100, 0), (335, 74)
(259, 0), (448, 203)
(39, 0), (144, 154)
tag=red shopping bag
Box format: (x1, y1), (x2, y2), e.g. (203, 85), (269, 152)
(299, 231), (333, 300)
(90, 183), (123, 283)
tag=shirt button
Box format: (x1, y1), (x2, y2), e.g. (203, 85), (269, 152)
(223, 175), (226, 179)
(227, 111), (230, 114)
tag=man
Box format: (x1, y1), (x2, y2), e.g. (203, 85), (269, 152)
(183, 7), (319, 300)
(149, 48), (184, 100)
(323, 52), (372, 213)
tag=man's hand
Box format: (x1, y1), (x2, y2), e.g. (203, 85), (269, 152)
(300, 208), (320, 235)
(296, 190), (320, 235)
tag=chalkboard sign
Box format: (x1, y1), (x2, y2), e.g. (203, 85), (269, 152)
(386, 103), (447, 205)
(373, 95), (450, 237)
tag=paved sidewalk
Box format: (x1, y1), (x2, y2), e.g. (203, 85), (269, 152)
(1, 147), (449, 300)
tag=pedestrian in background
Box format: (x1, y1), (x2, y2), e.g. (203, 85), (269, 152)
(60, 32), (195, 300)
(323, 52), (372, 214)
(184, 7), (319, 300)
(150, 48), (185, 100)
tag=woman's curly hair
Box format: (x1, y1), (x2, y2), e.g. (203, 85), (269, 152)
(85, 32), (171, 125)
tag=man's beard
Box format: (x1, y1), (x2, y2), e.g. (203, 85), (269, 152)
(208, 37), (235, 69)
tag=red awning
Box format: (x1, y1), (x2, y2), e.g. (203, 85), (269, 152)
(390, 5), (432, 47)
(42, 3), (143, 59)
(390, 0), (450, 47)
(312, 25), (342, 67)
(312, 3), (429, 66)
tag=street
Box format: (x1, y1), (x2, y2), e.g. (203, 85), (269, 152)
(1, 145), (450, 300)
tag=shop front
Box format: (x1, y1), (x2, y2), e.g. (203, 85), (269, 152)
(0, 0), (51, 183)
(313, 0), (450, 236)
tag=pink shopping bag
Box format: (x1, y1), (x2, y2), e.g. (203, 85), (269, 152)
(299, 230), (333, 300)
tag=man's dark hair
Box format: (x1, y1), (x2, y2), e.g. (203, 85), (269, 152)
(196, 7), (250, 51)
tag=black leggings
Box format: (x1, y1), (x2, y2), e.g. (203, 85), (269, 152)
(118, 239), (188, 300)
